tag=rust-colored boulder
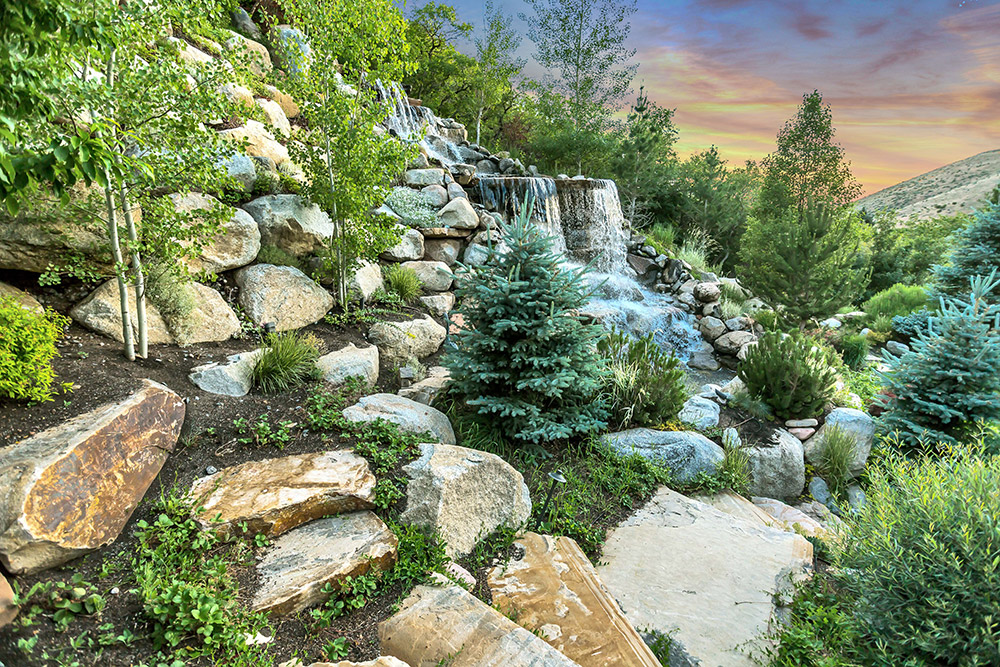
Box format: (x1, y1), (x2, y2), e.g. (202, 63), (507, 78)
(189, 450), (375, 537)
(488, 532), (659, 667)
(0, 572), (17, 628)
(0, 380), (184, 574)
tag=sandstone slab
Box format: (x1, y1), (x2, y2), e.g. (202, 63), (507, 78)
(235, 264), (333, 331)
(316, 343), (379, 389)
(252, 512), (397, 615)
(368, 315), (446, 367)
(342, 394), (455, 445)
(601, 429), (723, 484)
(303, 660), (410, 667)
(188, 349), (263, 396)
(488, 532), (659, 666)
(0, 380), (184, 573)
(400, 443), (530, 558)
(189, 450), (375, 537)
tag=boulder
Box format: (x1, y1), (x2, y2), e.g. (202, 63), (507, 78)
(885, 340), (910, 356)
(70, 280), (173, 345)
(447, 182), (467, 200)
(397, 367), (450, 406)
(698, 316), (727, 342)
(417, 292), (454, 317)
(379, 584), (577, 667)
(219, 120), (290, 166)
(449, 163), (476, 185)
(381, 225), (425, 262)
(348, 260), (385, 302)
(264, 84), (299, 119)
(693, 282), (721, 303)
(436, 197), (479, 230)
(235, 264), (333, 331)
(224, 31), (271, 76)
(725, 316), (751, 332)
(803, 408), (874, 475)
(188, 349), (263, 397)
(256, 97), (291, 138)
(678, 396), (721, 430)
(420, 184), (449, 208)
(400, 443), (529, 558)
(601, 429), (724, 484)
(714, 330), (755, 356)
(368, 315), (447, 367)
(422, 238), (461, 266)
(231, 7), (262, 40)
(462, 243), (492, 267)
(737, 340), (757, 361)
(170, 36), (214, 67)
(170, 192), (261, 274)
(0, 380), (184, 573)
(598, 487), (812, 667)
(252, 512), (397, 615)
(0, 282), (43, 313)
(687, 349), (721, 371)
(243, 195), (333, 257)
(403, 169), (444, 187)
(419, 227), (473, 239)
(745, 428), (806, 501)
(400, 260), (453, 292)
(343, 394), (455, 445)
(174, 282), (243, 346)
(0, 574), (16, 629)
(220, 152), (257, 193)
(189, 450), (375, 537)
(218, 82), (255, 109)
(316, 343), (379, 389)
(488, 532), (660, 666)
(752, 497), (827, 538)
(272, 24), (311, 75)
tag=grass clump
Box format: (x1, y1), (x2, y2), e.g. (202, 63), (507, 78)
(833, 332), (869, 370)
(813, 426), (856, 499)
(0, 296), (69, 402)
(598, 329), (687, 429)
(384, 264), (423, 303)
(256, 244), (305, 271)
(674, 228), (717, 276)
(642, 223), (676, 254)
(738, 331), (839, 421)
(251, 330), (321, 393)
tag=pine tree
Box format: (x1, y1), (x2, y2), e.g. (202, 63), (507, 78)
(879, 270), (1000, 452)
(445, 199), (608, 445)
(932, 200), (1000, 300)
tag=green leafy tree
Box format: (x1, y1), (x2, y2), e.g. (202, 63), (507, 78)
(878, 270), (1000, 451)
(446, 199), (608, 445)
(472, 1), (525, 147)
(404, 3), (476, 120)
(277, 0), (416, 308)
(756, 90), (862, 216)
(739, 203), (871, 325)
(932, 200), (1000, 300)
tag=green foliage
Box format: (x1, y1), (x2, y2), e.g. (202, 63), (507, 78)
(643, 628), (678, 665)
(256, 244), (305, 271)
(738, 331), (839, 420)
(729, 387), (775, 422)
(690, 429), (752, 496)
(834, 333), (869, 371)
(232, 415), (295, 449)
(352, 417), (425, 509)
(385, 186), (439, 228)
(814, 426), (856, 499)
(145, 262), (201, 345)
(0, 297), (68, 402)
(13, 574), (106, 632)
(860, 284), (929, 326)
(385, 520), (451, 593)
(933, 201), (1000, 301)
(839, 443), (1000, 664)
(642, 223), (675, 255)
(446, 199), (608, 444)
(878, 271), (1000, 451)
(763, 575), (860, 667)
(739, 204), (870, 326)
(890, 309), (932, 338)
(673, 227), (718, 276)
(251, 331), (321, 394)
(841, 367), (880, 412)
(384, 264), (423, 303)
(597, 329), (687, 429)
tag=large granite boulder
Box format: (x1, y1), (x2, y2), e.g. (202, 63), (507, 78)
(422, 238), (461, 266)
(379, 584), (578, 666)
(714, 330), (755, 356)
(70, 280), (173, 345)
(488, 532), (659, 666)
(698, 316), (727, 342)
(348, 260), (384, 303)
(397, 366), (450, 406)
(220, 152), (257, 193)
(400, 443), (530, 558)
(188, 349), (263, 397)
(243, 195), (333, 257)
(403, 169), (444, 187)
(598, 487), (812, 667)
(218, 120), (290, 166)
(256, 97), (290, 138)
(679, 396), (721, 430)
(435, 197), (479, 230)
(224, 31), (272, 76)
(803, 408), (874, 476)
(170, 192), (261, 274)
(381, 225), (425, 262)
(400, 260), (453, 292)
(235, 264), (333, 331)
(173, 282), (243, 346)
(601, 429), (724, 484)
(0, 380), (184, 573)
(342, 394), (455, 445)
(316, 343), (379, 389)
(745, 428), (806, 501)
(367, 315), (446, 367)
(252, 512), (397, 615)
(189, 450), (375, 537)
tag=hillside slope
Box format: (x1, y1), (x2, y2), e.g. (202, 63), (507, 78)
(858, 149), (1000, 220)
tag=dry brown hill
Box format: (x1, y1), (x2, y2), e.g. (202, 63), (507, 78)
(857, 149), (1000, 220)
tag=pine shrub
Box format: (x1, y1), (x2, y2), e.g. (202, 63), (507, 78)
(445, 199), (608, 445)
(251, 331), (321, 394)
(738, 331), (839, 420)
(0, 297), (69, 402)
(598, 329), (687, 429)
(384, 264), (423, 303)
(878, 271), (1000, 451)
(861, 283), (929, 326)
(933, 200), (1000, 300)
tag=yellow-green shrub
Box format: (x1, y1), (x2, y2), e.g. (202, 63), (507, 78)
(0, 297), (69, 402)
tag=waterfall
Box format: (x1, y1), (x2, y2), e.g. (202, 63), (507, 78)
(475, 176), (566, 253)
(374, 81), (465, 165)
(555, 178), (628, 274)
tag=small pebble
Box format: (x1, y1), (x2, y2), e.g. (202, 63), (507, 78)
(111, 587), (120, 595)
(205, 466), (219, 475)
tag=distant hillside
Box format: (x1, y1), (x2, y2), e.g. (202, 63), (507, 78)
(857, 150), (1000, 220)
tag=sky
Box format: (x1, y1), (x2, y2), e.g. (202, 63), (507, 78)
(426, 0), (1000, 195)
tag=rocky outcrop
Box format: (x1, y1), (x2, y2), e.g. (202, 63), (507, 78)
(0, 380), (184, 573)
(189, 451), (375, 537)
(316, 343), (379, 389)
(803, 408), (874, 476)
(170, 192), (261, 275)
(188, 349), (263, 397)
(488, 532), (659, 666)
(342, 394), (455, 445)
(601, 429), (724, 484)
(367, 315), (447, 367)
(598, 487), (812, 667)
(243, 195), (333, 257)
(252, 512), (397, 615)
(400, 443), (530, 558)
(235, 264), (334, 331)
(745, 428), (806, 501)
(379, 584), (578, 666)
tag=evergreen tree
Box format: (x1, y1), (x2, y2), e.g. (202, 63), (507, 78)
(932, 200), (1000, 300)
(879, 270), (1000, 452)
(446, 199), (608, 445)
(738, 202), (870, 326)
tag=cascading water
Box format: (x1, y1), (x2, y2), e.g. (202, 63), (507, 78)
(475, 176), (566, 253)
(555, 178), (628, 275)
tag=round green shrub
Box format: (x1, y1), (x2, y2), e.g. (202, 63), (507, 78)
(0, 297), (69, 402)
(251, 331), (320, 394)
(598, 329), (687, 429)
(861, 283), (929, 326)
(384, 264), (423, 303)
(737, 331), (839, 420)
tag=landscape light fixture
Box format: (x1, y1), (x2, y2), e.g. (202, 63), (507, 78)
(537, 469), (567, 528)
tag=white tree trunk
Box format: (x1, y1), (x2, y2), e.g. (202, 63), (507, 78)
(120, 184), (147, 358)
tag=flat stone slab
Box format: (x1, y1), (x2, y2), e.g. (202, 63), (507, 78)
(379, 584), (579, 666)
(252, 512), (397, 615)
(189, 450), (375, 537)
(488, 532), (659, 666)
(598, 487), (813, 667)
(343, 394), (455, 445)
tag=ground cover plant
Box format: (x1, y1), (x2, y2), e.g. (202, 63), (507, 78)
(251, 331), (322, 394)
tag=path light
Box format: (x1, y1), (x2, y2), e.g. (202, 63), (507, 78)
(536, 469), (567, 529)
(263, 322), (276, 334)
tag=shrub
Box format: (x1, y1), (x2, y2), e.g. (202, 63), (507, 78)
(738, 331), (839, 420)
(674, 227), (717, 276)
(814, 426), (856, 498)
(384, 264), (423, 303)
(598, 329), (687, 429)
(0, 298), (69, 402)
(753, 309), (783, 332)
(840, 443), (1000, 663)
(445, 199), (608, 445)
(932, 199), (1000, 300)
(385, 187), (438, 228)
(643, 223), (675, 254)
(878, 271), (1000, 451)
(861, 283), (928, 326)
(890, 308), (932, 338)
(834, 332), (869, 370)
(251, 331), (321, 394)
(256, 244), (305, 272)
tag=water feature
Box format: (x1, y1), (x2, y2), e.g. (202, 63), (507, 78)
(475, 176), (566, 253)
